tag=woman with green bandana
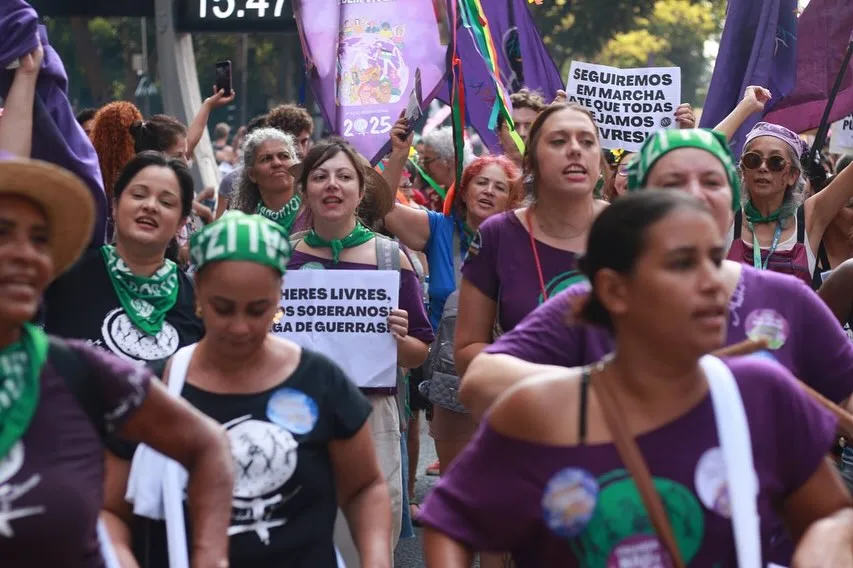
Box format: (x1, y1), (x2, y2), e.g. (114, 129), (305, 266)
(103, 211), (392, 568)
(287, 138), (435, 562)
(460, 128), (853, 566)
(726, 122), (853, 287)
(43, 151), (204, 363)
(230, 127), (312, 235)
(0, 154), (234, 568)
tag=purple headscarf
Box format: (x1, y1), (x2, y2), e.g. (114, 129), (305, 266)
(743, 121), (809, 160)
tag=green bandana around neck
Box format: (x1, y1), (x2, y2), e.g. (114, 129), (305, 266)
(0, 324), (49, 459)
(190, 211), (292, 274)
(101, 245), (180, 336)
(303, 221), (374, 264)
(626, 128), (742, 213)
(743, 200), (784, 224)
(256, 193), (302, 234)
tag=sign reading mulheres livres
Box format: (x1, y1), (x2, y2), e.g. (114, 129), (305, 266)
(272, 270), (400, 388)
(565, 61), (682, 152)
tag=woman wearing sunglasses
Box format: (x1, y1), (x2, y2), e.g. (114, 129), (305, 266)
(421, 191), (853, 568)
(729, 122), (853, 287)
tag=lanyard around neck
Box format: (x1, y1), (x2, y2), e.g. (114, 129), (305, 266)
(525, 208), (549, 302)
(749, 220), (784, 270)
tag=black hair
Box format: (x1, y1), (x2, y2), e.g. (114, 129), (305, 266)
(131, 114), (188, 154)
(574, 191), (711, 332)
(76, 107), (98, 125)
(113, 151), (195, 218)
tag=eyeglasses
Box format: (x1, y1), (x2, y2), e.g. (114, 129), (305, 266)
(741, 152), (788, 172)
(617, 165), (630, 177)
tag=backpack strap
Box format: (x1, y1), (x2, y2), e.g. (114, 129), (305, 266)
(47, 337), (108, 443)
(375, 235), (401, 272)
(452, 229), (463, 287)
(796, 205), (806, 244)
(289, 229), (309, 249)
(733, 209), (743, 240)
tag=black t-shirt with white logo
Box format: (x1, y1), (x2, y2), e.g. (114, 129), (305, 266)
(131, 349), (372, 568)
(43, 248), (204, 362)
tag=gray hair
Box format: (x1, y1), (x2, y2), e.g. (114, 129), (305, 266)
(231, 127), (299, 213)
(422, 126), (475, 167)
(741, 140), (806, 226)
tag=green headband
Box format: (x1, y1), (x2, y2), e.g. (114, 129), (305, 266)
(626, 128), (741, 212)
(190, 211), (292, 274)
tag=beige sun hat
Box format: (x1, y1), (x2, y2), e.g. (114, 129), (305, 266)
(0, 156), (94, 276)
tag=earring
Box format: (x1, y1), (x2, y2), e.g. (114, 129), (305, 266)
(195, 305), (203, 318)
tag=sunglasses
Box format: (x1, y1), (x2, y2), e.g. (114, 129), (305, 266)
(741, 152), (788, 172)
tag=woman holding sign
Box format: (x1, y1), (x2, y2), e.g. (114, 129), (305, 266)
(286, 138), (434, 556)
(103, 211), (393, 568)
(421, 191), (853, 568)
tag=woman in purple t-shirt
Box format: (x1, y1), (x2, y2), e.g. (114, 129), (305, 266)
(421, 192), (853, 568)
(463, 129), (853, 424)
(0, 152), (233, 568)
(285, 138), (434, 558)
(454, 102), (609, 376)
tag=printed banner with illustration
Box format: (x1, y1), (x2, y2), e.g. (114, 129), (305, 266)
(293, 0), (451, 164)
(831, 114), (853, 155)
(565, 61), (681, 152)
(272, 270), (400, 388)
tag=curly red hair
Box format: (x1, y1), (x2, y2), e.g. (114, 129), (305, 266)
(90, 101), (143, 201)
(442, 155), (523, 216)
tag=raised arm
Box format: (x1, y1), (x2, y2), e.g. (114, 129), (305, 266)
(714, 86), (770, 141)
(381, 118), (432, 251)
(805, 155), (853, 250)
(0, 43), (42, 157)
(187, 87), (236, 156)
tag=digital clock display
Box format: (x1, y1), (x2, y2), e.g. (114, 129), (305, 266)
(176, 0), (297, 32)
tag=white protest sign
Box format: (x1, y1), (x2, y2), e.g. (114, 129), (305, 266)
(565, 61), (681, 152)
(830, 114), (853, 154)
(272, 270), (400, 389)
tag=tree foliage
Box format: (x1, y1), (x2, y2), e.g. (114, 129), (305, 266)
(529, 0), (656, 65)
(596, 0), (726, 105)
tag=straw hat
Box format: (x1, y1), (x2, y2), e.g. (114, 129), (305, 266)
(0, 157), (94, 276)
(289, 158), (395, 220)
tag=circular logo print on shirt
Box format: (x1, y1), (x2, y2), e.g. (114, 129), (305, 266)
(0, 441), (24, 484)
(538, 270), (588, 305)
(299, 262), (326, 270)
(566, 472), (704, 566)
(224, 415), (300, 499)
(607, 534), (671, 568)
(541, 467), (599, 538)
(693, 447), (731, 518)
(744, 309), (789, 350)
(100, 308), (180, 362)
(266, 388), (319, 435)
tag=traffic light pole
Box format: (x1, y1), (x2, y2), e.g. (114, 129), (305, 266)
(153, 0), (218, 192)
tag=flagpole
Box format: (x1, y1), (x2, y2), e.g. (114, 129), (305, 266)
(808, 33), (853, 163)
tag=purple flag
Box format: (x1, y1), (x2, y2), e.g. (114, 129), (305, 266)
(698, 0), (798, 154)
(0, 1), (107, 246)
(763, 0), (853, 134)
(293, 0), (451, 165)
(439, 0), (563, 153)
